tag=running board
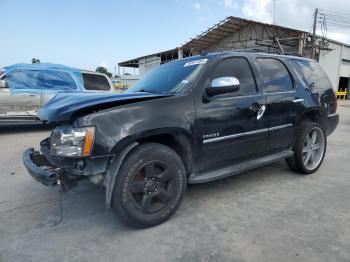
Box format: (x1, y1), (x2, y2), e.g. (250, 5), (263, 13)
(189, 150), (293, 184)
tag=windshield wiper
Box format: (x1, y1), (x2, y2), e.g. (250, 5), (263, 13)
(139, 89), (166, 94)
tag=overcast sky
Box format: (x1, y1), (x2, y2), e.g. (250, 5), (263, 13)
(1, 0), (349, 72)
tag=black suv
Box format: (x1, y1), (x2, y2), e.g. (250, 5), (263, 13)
(23, 52), (339, 227)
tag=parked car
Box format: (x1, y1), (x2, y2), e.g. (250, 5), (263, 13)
(0, 63), (114, 121)
(23, 52), (339, 227)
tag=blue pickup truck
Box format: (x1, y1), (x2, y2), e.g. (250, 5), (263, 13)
(0, 63), (114, 121)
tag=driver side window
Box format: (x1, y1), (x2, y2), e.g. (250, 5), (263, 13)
(209, 57), (257, 97)
(6, 70), (40, 89)
(0, 74), (8, 88)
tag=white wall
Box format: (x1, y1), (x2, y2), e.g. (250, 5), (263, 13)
(118, 74), (139, 86)
(318, 41), (342, 90)
(339, 46), (350, 79)
(138, 56), (161, 77)
(340, 60), (350, 78)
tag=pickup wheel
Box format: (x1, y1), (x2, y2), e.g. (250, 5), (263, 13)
(286, 121), (327, 174)
(112, 143), (186, 228)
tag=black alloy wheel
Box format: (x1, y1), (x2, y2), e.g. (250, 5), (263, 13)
(112, 143), (186, 227)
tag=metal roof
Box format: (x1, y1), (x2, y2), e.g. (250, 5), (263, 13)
(118, 16), (350, 67)
(181, 16), (306, 50)
(118, 48), (179, 68)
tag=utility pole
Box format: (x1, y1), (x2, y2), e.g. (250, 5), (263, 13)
(312, 8), (318, 59)
(273, 0), (277, 25)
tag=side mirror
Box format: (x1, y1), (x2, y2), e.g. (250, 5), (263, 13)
(0, 79), (8, 88)
(204, 77), (240, 96)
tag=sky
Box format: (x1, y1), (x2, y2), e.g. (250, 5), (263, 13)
(1, 0), (350, 73)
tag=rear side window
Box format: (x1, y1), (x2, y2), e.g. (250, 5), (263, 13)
(38, 70), (77, 90)
(83, 73), (110, 91)
(6, 70), (40, 89)
(257, 58), (293, 93)
(209, 57), (257, 96)
(291, 60), (331, 89)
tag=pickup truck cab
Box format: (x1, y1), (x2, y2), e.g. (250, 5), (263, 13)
(23, 52), (339, 227)
(0, 63), (114, 121)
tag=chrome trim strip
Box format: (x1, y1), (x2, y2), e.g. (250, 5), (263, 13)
(268, 123), (293, 131)
(203, 123), (293, 144)
(203, 128), (269, 144)
(328, 113), (338, 117)
(292, 98), (304, 103)
(265, 90), (296, 95)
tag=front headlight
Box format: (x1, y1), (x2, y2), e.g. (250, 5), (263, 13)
(50, 126), (95, 157)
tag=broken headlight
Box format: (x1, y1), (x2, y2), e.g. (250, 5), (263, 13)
(50, 126), (95, 157)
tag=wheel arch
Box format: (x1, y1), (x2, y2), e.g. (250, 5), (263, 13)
(105, 128), (194, 208)
(111, 128), (194, 175)
(291, 108), (327, 147)
(297, 108), (327, 129)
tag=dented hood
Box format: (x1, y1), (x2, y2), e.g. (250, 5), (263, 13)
(38, 91), (171, 123)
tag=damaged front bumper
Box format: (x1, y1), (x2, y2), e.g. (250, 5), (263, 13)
(23, 148), (59, 186)
(23, 138), (112, 187)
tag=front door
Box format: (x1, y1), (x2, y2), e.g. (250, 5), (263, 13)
(195, 57), (269, 171)
(0, 70), (42, 118)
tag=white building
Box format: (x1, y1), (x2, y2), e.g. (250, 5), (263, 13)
(118, 16), (350, 92)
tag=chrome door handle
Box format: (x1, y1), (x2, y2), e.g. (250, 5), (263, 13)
(293, 98), (304, 103)
(256, 105), (266, 120)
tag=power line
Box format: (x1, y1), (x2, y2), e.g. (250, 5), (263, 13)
(318, 9), (350, 28)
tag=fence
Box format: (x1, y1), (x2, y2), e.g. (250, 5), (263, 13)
(113, 83), (130, 92)
(336, 87), (348, 100)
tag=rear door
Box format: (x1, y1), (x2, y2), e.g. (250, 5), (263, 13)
(255, 57), (297, 152)
(0, 70), (41, 117)
(196, 56), (269, 171)
(39, 70), (78, 106)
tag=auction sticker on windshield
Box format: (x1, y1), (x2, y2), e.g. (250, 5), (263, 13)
(184, 59), (208, 67)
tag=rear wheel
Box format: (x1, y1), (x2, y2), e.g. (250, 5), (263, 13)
(112, 143), (186, 227)
(286, 121), (327, 174)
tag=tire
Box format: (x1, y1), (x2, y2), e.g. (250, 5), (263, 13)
(286, 121), (327, 174)
(112, 143), (187, 228)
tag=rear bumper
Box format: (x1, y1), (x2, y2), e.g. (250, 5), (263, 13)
(22, 148), (58, 186)
(326, 114), (339, 136)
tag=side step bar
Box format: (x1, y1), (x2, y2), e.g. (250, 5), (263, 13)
(189, 150), (293, 184)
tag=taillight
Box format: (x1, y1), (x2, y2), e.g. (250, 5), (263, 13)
(331, 90), (337, 113)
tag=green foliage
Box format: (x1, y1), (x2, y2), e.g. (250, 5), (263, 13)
(95, 66), (112, 78)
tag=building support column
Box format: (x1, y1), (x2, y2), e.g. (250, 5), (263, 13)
(178, 48), (184, 59)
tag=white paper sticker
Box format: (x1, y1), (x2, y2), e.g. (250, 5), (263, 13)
(184, 59), (208, 67)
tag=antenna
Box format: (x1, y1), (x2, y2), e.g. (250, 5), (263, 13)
(273, 0), (277, 24)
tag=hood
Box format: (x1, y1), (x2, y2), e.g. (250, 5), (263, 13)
(39, 91), (172, 123)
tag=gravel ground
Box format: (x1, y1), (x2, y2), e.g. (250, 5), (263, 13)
(0, 101), (350, 262)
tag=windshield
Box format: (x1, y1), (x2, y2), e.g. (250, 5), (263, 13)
(0, 68), (5, 79)
(127, 58), (208, 94)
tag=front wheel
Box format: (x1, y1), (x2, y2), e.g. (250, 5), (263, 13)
(112, 143), (187, 227)
(286, 121), (327, 174)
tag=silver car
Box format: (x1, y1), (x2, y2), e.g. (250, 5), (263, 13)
(0, 63), (114, 122)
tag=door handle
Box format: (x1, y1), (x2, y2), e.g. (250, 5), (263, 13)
(249, 102), (261, 113)
(256, 105), (266, 120)
(250, 103), (266, 120)
(293, 98), (304, 103)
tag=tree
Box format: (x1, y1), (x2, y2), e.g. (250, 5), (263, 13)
(95, 66), (112, 78)
(31, 58), (40, 64)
